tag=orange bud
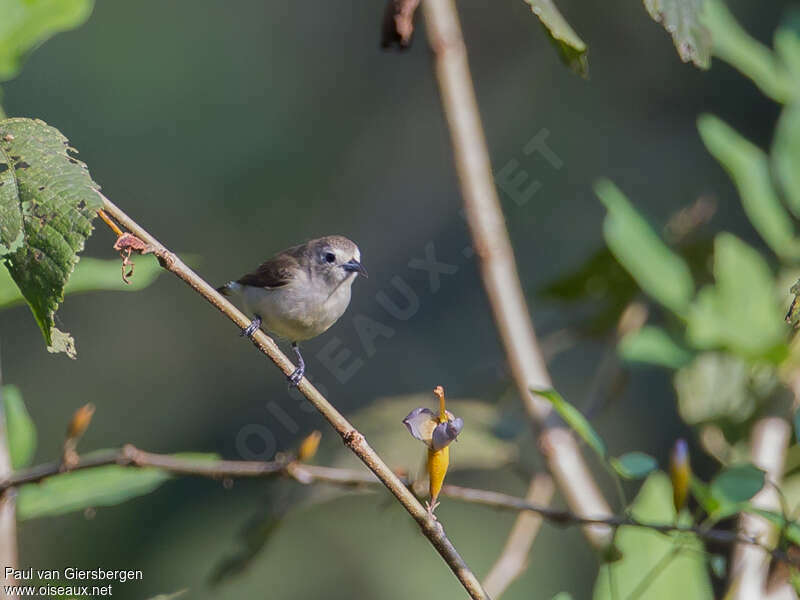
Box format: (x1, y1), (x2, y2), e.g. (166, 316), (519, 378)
(297, 430), (322, 462)
(67, 403), (96, 440)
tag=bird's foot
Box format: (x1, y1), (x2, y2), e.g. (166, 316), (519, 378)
(425, 500), (440, 519)
(241, 315), (262, 338)
(287, 365), (305, 387)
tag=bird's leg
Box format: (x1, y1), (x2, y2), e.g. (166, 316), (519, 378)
(288, 342), (305, 386)
(241, 314), (262, 338)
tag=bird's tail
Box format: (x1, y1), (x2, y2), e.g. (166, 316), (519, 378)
(216, 281), (242, 296)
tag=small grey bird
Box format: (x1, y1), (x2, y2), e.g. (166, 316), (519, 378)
(217, 235), (367, 385)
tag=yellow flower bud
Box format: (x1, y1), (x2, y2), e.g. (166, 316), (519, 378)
(670, 438), (691, 513)
(297, 430), (322, 462)
(428, 445), (450, 509)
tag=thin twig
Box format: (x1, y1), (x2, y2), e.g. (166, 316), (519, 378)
(97, 195), (489, 600)
(729, 416), (792, 599)
(0, 353), (19, 598)
(4, 446), (794, 569)
(482, 474), (556, 598)
(421, 0), (614, 551)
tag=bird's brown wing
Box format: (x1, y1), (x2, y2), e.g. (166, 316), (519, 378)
(236, 247), (303, 289)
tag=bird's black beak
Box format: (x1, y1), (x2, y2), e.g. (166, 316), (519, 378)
(343, 259), (368, 278)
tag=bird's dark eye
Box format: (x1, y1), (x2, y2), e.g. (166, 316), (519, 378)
(324, 252), (336, 263)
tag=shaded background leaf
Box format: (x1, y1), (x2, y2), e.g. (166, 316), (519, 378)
(16, 453), (216, 520)
(0, 0), (94, 82)
(703, 0), (795, 102)
(533, 387), (606, 458)
(643, 0), (711, 68)
(710, 463), (765, 504)
(686, 234), (787, 358)
(523, 0), (588, 78)
(0, 256), (164, 308)
(1, 384), (35, 468)
(593, 472), (713, 599)
(698, 114), (800, 259)
(772, 103), (800, 218)
(611, 451), (658, 480)
(596, 179), (695, 315)
(618, 325), (693, 369)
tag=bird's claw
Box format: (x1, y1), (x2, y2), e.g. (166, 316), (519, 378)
(287, 366), (304, 387)
(425, 500), (440, 519)
(241, 315), (262, 338)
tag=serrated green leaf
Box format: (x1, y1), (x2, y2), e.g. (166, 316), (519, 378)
(523, 0), (588, 78)
(533, 387), (606, 458)
(710, 463), (766, 505)
(16, 452), (218, 520)
(0, 256), (163, 308)
(703, 0), (795, 102)
(1, 384), (35, 469)
(643, 0), (711, 69)
(0, 118), (102, 358)
(0, 0), (94, 82)
(699, 115), (800, 259)
(686, 234), (787, 358)
(596, 179), (694, 315)
(611, 452), (658, 480)
(618, 326), (693, 369)
(773, 104), (800, 219)
(593, 472), (713, 600)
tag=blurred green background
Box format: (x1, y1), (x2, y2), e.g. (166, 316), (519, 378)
(0, 1), (793, 598)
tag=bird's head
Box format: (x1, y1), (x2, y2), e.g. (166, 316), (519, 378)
(309, 235), (367, 286)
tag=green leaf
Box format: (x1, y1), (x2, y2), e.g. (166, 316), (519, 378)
(533, 387), (606, 458)
(1, 384), (35, 469)
(523, 0), (588, 78)
(773, 104), (800, 219)
(593, 472), (713, 600)
(551, 594), (574, 600)
(686, 234), (787, 358)
(710, 463), (766, 505)
(698, 114), (800, 259)
(611, 452), (658, 480)
(596, 179), (694, 315)
(0, 118), (102, 358)
(618, 326), (692, 369)
(674, 353), (763, 425)
(0, 257), (163, 308)
(643, 0), (711, 69)
(0, 0), (94, 82)
(702, 0), (795, 102)
(16, 452), (218, 520)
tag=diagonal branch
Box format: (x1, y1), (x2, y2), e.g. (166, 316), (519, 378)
(98, 196), (490, 600)
(420, 0), (614, 552)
